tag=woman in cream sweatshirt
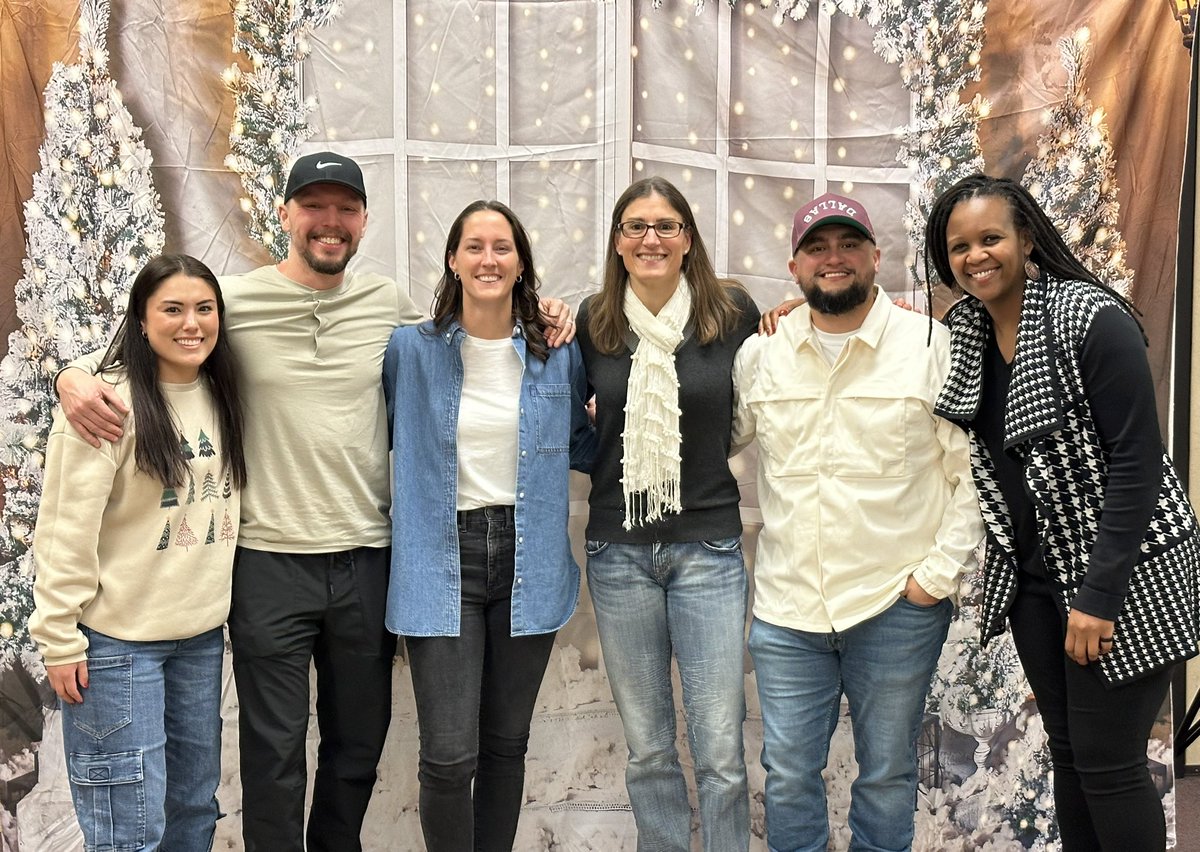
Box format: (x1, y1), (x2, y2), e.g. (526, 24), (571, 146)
(30, 253), (246, 852)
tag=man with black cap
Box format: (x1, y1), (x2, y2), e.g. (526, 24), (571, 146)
(55, 150), (573, 851)
(731, 192), (982, 852)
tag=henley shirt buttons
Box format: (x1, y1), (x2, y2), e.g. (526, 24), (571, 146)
(521, 450), (527, 457)
(519, 492), (525, 498)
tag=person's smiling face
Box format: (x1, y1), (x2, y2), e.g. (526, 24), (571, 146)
(280, 183), (368, 278)
(140, 273), (220, 383)
(614, 192), (693, 292)
(448, 210), (523, 314)
(788, 224), (879, 316)
(944, 195), (1033, 313)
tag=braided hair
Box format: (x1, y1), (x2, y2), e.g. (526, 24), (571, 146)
(923, 173), (1127, 305)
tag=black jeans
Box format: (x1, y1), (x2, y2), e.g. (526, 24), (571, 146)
(406, 506), (557, 852)
(1008, 569), (1171, 852)
(227, 546), (396, 852)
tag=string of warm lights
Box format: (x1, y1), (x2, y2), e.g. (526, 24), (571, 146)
(671, 0), (987, 296)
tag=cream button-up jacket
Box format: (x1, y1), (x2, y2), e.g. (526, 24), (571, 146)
(732, 287), (983, 633)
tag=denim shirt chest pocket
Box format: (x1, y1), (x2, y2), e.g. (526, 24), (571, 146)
(530, 383), (571, 453)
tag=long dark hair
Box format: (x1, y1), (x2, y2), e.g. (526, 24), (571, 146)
(588, 176), (744, 355)
(924, 174), (1125, 305)
(429, 200), (548, 362)
(98, 254), (247, 489)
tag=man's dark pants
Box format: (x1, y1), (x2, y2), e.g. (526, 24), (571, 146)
(228, 546), (396, 852)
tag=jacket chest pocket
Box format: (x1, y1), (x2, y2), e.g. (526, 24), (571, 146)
(750, 392), (921, 478)
(825, 395), (915, 477)
(531, 383), (571, 453)
(747, 390), (823, 476)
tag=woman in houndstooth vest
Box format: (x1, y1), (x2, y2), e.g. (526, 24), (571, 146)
(926, 174), (1200, 852)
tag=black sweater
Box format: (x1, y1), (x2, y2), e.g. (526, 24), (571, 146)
(576, 287), (760, 543)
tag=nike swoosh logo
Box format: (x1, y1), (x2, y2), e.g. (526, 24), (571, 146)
(315, 161), (340, 169)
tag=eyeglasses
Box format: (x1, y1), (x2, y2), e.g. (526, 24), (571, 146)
(616, 220), (687, 239)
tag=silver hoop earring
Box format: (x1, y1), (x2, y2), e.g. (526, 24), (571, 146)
(1024, 258), (1041, 281)
(516, 274), (523, 284)
(454, 273), (461, 282)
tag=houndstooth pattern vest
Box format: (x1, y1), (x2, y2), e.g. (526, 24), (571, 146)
(935, 277), (1200, 685)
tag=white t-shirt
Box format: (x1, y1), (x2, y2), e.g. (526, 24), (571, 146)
(812, 325), (856, 367)
(456, 335), (522, 510)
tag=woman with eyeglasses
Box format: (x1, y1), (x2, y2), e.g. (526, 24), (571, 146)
(575, 176), (759, 851)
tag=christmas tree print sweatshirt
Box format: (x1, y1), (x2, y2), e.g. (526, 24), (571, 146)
(30, 373), (241, 667)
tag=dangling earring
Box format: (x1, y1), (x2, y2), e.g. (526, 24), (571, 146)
(1024, 257), (1041, 281)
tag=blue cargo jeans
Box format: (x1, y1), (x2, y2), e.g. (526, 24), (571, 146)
(60, 625), (223, 852)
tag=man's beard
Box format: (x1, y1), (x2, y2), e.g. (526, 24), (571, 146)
(297, 233), (358, 276)
(801, 276), (872, 316)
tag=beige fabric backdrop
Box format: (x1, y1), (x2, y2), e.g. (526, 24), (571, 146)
(1, 1), (1194, 850)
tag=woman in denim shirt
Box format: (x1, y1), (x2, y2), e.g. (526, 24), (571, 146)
(382, 200), (595, 851)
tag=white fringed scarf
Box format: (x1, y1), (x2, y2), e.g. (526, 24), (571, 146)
(620, 277), (691, 529)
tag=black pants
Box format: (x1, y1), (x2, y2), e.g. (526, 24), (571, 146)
(406, 506), (557, 852)
(227, 546), (397, 852)
(1008, 569), (1171, 852)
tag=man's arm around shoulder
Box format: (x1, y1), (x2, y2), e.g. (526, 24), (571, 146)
(55, 351), (127, 447)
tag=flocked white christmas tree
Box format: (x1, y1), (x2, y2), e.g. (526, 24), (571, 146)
(975, 709), (1061, 851)
(223, 0), (344, 260)
(1024, 28), (1135, 298)
(927, 571), (1028, 726)
(864, 0), (990, 296)
(0, 0), (164, 677)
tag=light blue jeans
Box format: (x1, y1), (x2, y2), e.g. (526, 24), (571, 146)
(585, 537), (750, 852)
(748, 598), (952, 852)
(60, 626), (224, 852)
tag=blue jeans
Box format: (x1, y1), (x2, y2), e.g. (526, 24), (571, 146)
(60, 626), (224, 852)
(748, 598), (951, 852)
(585, 538), (750, 852)
(406, 506), (557, 852)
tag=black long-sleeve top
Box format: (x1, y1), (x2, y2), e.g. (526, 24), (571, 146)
(576, 286), (760, 543)
(970, 306), (1162, 621)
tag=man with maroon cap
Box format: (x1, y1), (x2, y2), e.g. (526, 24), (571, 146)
(732, 192), (982, 851)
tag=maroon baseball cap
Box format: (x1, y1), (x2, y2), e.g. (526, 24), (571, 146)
(791, 192), (875, 254)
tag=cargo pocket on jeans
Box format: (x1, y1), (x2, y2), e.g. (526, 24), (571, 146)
(68, 750), (146, 851)
(70, 655), (133, 739)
